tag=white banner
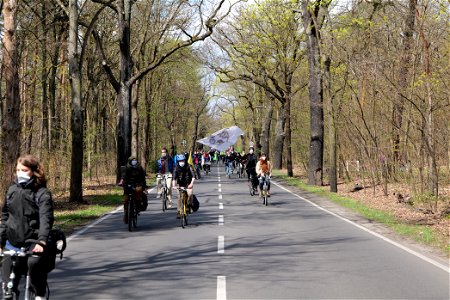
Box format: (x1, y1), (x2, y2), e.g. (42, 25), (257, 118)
(197, 126), (244, 152)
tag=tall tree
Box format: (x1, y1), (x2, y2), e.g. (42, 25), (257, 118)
(301, 0), (327, 186)
(213, 0), (303, 176)
(68, 0), (83, 202)
(392, 0), (417, 165)
(1, 0), (21, 189)
(93, 0), (229, 180)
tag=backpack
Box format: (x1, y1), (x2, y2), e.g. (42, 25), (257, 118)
(45, 228), (67, 272)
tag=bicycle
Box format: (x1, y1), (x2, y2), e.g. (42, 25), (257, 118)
(1, 239), (48, 300)
(225, 163), (232, 178)
(259, 175), (270, 206)
(178, 187), (189, 228)
(158, 174), (171, 212)
(248, 173), (258, 196)
(126, 184), (139, 231)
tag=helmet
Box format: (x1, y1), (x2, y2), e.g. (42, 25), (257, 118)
(176, 154), (186, 161)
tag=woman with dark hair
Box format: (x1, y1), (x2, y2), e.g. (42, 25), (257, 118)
(255, 152), (273, 197)
(0, 155), (54, 300)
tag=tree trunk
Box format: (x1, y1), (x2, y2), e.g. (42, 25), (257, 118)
(1, 0), (21, 189)
(392, 0), (416, 164)
(116, 0), (133, 181)
(324, 55), (337, 192)
(25, 47), (38, 155)
(273, 103), (285, 169)
(261, 100), (274, 159)
(40, 4), (49, 153)
(142, 76), (152, 170)
(285, 95), (293, 177)
(302, 0), (324, 186)
(131, 80), (139, 158)
(49, 26), (62, 149)
(68, 0), (84, 203)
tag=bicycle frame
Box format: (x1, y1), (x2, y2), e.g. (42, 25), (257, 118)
(178, 187), (189, 228)
(126, 184), (138, 231)
(1, 239), (45, 300)
(260, 175), (270, 206)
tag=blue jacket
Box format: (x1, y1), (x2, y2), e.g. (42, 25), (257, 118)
(157, 157), (175, 174)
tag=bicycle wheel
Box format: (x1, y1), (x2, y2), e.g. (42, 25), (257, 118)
(132, 202), (138, 228)
(162, 188), (167, 212)
(263, 184), (268, 206)
(128, 200), (134, 232)
(25, 275), (35, 300)
(181, 193), (188, 228)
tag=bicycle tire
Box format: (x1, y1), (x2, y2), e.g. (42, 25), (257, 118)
(263, 182), (268, 206)
(162, 188), (167, 212)
(128, 199), (134, 232)
(180, 192), (188, 228)
(133, 203), (138, 228)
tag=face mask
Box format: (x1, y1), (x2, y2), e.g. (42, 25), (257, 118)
(161, 153), (167, 158)
(179, 162), (185, 167)
(131, 160), (138, 166)
(261, 157), (266, 160)
(249, 150), (254, 154)
(17, 171), (31, 184)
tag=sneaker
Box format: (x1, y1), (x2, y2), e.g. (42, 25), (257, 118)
(35, 296), (45, 300)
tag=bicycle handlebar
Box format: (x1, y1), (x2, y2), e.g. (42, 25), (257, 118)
(0, 239), (44, 257)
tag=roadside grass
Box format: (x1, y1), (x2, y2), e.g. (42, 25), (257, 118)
(54, 188), (123, 234)
(272, 170), (449, 253)
(53, 176), (156, 235)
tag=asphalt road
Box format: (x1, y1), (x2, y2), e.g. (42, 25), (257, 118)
(48, 164), (449, 299)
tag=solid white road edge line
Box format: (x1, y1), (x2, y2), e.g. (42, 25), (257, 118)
(217, 276), (226, 300)
(272, 181), (449, 273)
(67, 187), (156, 242)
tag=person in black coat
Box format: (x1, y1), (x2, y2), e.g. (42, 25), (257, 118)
(0, 155), (54, 299)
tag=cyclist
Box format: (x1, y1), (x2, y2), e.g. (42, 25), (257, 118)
(156, 147), (175, 207)
(0, 155), (54, 300)
(119, 156), (147, 224)
(224, 151), (234, 177)
(193, 151), (202, 179)
(172, 154), (195, 219)
(255, 152), (273, 197)
(245, 146), (258, 190)
(201, 151), (212, 174)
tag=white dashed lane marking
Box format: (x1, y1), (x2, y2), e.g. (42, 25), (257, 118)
(218, 235), (225, 254)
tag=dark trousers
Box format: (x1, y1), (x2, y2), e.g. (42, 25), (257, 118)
(246, 169), (258, 188)
(2, 254), (49, 297)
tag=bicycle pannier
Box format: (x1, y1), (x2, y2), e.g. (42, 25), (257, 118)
(191, 195), (200, 212)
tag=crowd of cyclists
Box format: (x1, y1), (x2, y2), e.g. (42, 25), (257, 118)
(0, 145), (271, 299)
(145, 145), (273, 221)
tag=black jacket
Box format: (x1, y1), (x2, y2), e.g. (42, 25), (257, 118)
(174, 164), (195, 187)
(0, 179), (54, 248)
(245, 153), (258, 170)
